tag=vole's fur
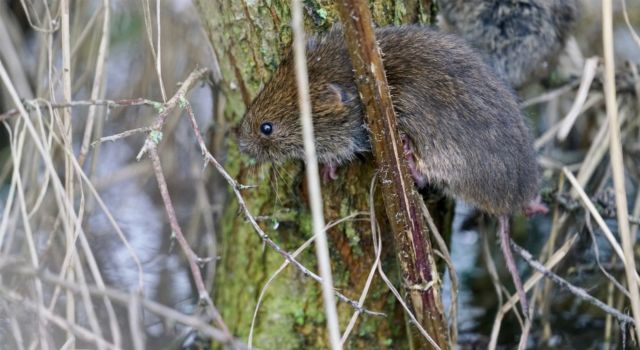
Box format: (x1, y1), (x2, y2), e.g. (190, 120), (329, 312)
(239, 25), (539, 216)
(440, 0), (578, 87)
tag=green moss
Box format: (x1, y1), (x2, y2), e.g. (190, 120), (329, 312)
(394, 1), (407, 25)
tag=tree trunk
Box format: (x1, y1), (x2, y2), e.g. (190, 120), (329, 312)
(194, 1), (448, 348)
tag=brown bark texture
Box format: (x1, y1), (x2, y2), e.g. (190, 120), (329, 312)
(194, 1), (450, 349)
(335, 1), (449, 349)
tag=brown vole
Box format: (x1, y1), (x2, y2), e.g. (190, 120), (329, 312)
(238, 25), (544, 314)
(440, 0), (578, 87)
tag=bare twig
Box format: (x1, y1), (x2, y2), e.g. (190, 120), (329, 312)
(92, 126), (154, 146)
(135, 67), (209, 160)
(0, 98), (156, 121)
(510, 240), (635, 326)
(147, 144), (234, 345)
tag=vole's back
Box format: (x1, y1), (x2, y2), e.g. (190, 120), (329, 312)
(244, 25), (539, 215)
(368, 27), (538, 215)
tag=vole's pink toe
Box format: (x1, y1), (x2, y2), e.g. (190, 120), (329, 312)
(321, 163), (338, 182)
(523, 195), (549, 217)
(400, 133), (427, 188)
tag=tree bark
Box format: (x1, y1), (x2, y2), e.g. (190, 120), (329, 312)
(194, 1), (448, 349)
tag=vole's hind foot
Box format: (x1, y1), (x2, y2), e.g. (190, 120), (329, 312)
(321, 163), (338, 182)
(523, 195), (549, 217)
(401, 133), (428, 188)
(498, 215), (530, 318)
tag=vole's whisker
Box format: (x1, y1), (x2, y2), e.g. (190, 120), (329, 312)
(270, 165), (284, 206)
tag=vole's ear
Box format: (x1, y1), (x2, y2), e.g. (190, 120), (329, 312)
(326, 83), (355, 105)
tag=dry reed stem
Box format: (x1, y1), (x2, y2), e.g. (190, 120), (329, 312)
(24, 99), (144, 345)
(621, 0), (640, 48)
(557, 57), (599, 141)
(601, 0), (640, 340)
(290, 0), (341, 347)
(140, 0), (167, 101)
(78, 0), (110, 166)
(520, 80), (579, 108)
(563, 168), (640, 284)
(0, 268), (247, 347)
(59, 1), (76, 343)
(534, 93), (603, 150)
(1, 58), (142, 350)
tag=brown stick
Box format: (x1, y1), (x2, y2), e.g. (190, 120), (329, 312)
(335, 2), (450, 349)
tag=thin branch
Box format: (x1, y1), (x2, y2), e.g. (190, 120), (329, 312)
(563, 168), (640, 285)
(510, 240), (635, 326)
(136, 67), (209, 160)
(92, 126), (153, 146)
(0, 98), (157, 121)
(147, 146), (234, 346)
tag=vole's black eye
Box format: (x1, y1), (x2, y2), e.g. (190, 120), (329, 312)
(259, 122), (273, 136)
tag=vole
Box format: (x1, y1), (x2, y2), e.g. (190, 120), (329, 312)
(439, 0), (578, 87)
(238, 25), (546, 315)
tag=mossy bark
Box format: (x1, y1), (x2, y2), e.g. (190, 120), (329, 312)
(194, 1), (447, 348)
